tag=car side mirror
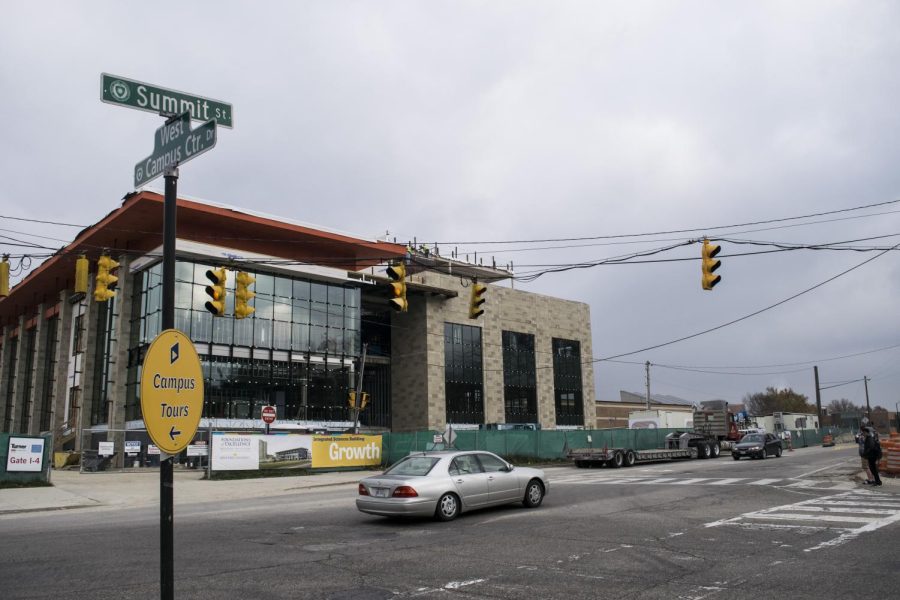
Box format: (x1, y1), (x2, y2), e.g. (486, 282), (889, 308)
(503, 464), (514, 472)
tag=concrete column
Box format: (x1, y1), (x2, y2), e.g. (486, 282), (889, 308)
(77, 295), (101, 451)
(10, 316), (28, 434)
(108, 255), (133, 467)
(20, 304), (46, 435)
(50, 291), (75, 450)
(0, 326), (11, 432)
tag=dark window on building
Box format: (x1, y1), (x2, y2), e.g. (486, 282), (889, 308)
(39, 316), (59, 431)
(552, 338), (583, 426)
(18, 327), (37, 433)
(502, 331), (537, 423)
(72, 314), (84, 356)
(444, 323), (484, 424)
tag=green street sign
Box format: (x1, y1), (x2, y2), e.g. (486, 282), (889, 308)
(135, 118), (217, 188)
(102, 73), (233, 128)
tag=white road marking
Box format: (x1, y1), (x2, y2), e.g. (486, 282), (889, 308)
(706, 490), (900, 551)
(708, 478), (745, 485)
(747, 478), (782, 485)
(670, 478), (711, 485)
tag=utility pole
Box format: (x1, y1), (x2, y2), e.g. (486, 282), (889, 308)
(645, 361), (651, 410)
(813, 366), (822, 427)
(863, 376), (871, 419)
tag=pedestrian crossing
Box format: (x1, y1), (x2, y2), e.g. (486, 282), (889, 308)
(550, 473), (857, 490)
(705, 490), (900, 552)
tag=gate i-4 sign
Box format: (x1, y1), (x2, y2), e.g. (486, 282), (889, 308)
(140, 329), (204, 455)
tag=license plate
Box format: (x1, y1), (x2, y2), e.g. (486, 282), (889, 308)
(738, 451), (746, 454)
(374, 488), (390, 498)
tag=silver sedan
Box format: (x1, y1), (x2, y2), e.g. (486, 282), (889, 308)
(356, 450), (548, 521)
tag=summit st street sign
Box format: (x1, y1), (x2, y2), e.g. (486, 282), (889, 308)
(102, 73), (233, 128)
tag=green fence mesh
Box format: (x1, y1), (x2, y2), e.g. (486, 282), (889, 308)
(380, 426), (858, 466)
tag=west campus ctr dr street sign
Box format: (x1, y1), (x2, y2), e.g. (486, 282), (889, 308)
(140, 329), (204, 455)
(134, 113), (217, 187)
(101, 73), (233, 128)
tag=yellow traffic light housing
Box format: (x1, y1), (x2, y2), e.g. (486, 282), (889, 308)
(204, 267), (227, 316)
(94, 254), (119, 302)
(359, 392), (370, 410)
(0, 255), (9, 298)
(348, 391), (357, 409)
(387, 262), (408, 312)
(234, 271), (256, 320)
(74, 255), (89, 294)
(469, 281), (487, 319)
(701, 239), (722, 291)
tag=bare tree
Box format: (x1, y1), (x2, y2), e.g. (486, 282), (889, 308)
(744, 387), (816, 416)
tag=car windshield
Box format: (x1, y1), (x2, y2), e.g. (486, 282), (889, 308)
(741, 434), (764, 443)
(384, 456), (440, 476)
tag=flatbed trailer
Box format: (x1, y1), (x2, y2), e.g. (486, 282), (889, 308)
(566, 431), (722, 468)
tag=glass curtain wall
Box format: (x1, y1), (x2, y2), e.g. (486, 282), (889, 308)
(501, 331), (537, 423)
(125, 260), (362, 424)
(444, 322), (484, 424)
(552, 338), (584, 426)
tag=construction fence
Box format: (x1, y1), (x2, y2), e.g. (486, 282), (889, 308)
(380, 426), (859, 467)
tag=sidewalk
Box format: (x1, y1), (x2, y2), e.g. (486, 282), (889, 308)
(0, 468), (373, 516)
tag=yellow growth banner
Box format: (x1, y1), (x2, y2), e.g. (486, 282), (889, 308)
(311, 435), (383, 468)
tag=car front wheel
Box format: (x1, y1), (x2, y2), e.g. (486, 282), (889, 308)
(774, 446), (783, 458)
(435, 493), (460, 521)
(523, 480), (545, 508)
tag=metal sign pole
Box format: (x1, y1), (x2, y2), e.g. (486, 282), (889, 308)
(161, 166), (178, 600)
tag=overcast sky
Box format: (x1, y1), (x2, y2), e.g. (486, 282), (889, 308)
(3, 2), (900, 414)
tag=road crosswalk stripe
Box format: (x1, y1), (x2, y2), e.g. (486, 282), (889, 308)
(745, 513), (878, 524)
(747, 478), (782, 485)
(705, 490), (900, 551)
(709, 478), (745, 485)
(669, 478), (710, 485)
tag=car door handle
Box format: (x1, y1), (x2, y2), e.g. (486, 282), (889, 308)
(487, 476), (495, 481)
(456, 479), (464, 483)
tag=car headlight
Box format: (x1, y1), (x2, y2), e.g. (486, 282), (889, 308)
(750, 446), (762, 451)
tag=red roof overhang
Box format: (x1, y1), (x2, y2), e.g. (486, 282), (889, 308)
(0, 191), (406, 325)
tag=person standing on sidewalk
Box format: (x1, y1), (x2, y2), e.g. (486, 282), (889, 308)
(857, 425), (874, 482)
(861, 425), (882, 486)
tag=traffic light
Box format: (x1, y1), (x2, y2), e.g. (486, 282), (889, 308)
(0, 255), (8, 297)
(234, 271), (256, 319)
(360, 392), (370, 410)
(386, 262), (407, 312)
(74, 255), (89, 294)
(204, 267), (227, 316)
(348, 391), (357, 409)
(701, 239), (722, 291)
(469, 281), (487, 319)
(94, 254), (119, 302)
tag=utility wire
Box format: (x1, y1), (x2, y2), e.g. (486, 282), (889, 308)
(595, 240), (900, 362)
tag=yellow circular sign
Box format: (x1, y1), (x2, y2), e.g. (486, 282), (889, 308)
(140, 329), (204, 455)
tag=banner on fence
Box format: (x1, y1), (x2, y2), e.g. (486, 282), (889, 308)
(312, 435), (382, 468)
(210, 432), (382, 471)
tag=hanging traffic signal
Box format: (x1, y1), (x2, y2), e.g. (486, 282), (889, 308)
(74, 255), (89, 294)
(0, 255), (9, 298)
(469, 281), (487, 319)
(359, 392), (370, 410)
(701, 239), (722, 291)
(235, 271), (256, 319)
(94, 254), (119, 302)
(348, 391), (357, 409)
(386, 262), (407, 312)
(204, 267), (227, 316)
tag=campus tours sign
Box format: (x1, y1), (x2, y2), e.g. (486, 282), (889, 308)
(140, 329), (204, 455)
(211, 432), (382, 471)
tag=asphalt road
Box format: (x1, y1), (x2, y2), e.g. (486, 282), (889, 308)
(2, 445), (898, 599)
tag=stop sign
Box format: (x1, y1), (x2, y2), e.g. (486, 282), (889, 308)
(261, 406), (277, 424)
